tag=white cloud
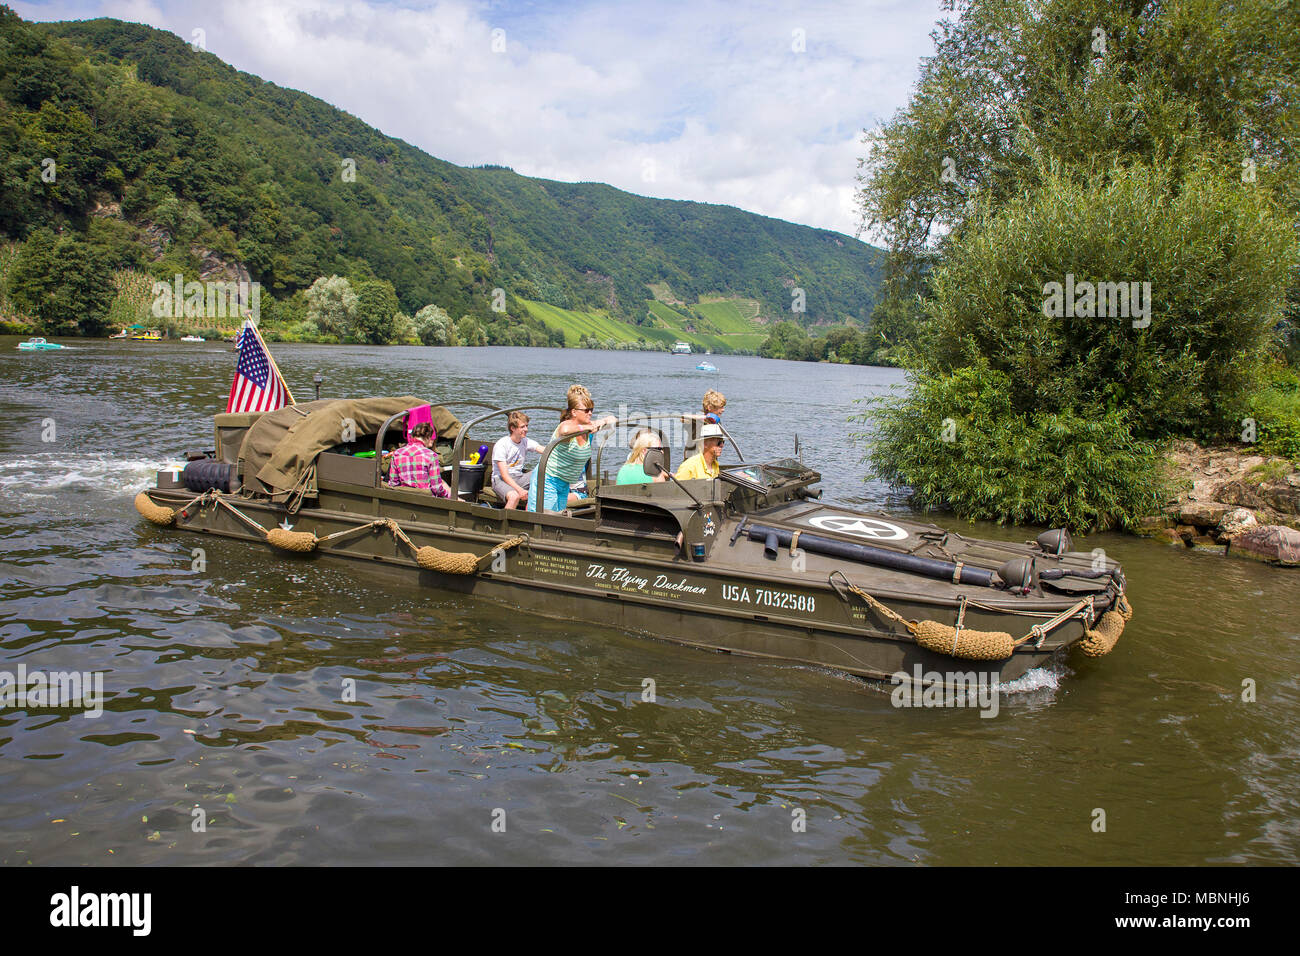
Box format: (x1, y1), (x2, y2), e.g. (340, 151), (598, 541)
(16, 0), (940, 236)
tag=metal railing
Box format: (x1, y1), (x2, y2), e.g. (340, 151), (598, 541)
(451, 405), (566, 501)
(592, 413), (744, 479)
(374, 403), (746, 512)
(373, 401), (501, 489)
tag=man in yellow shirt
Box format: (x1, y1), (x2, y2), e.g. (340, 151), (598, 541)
(676, 424), (725, 480)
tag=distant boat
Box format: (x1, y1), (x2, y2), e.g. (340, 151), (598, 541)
(672, 341), (692, 354)
(696, 361), (717, 372)
(109, 329), (129, 339)
(17, 337), (66, 351)
(131, 328), (164, 340)
(180, 335), (205, 343)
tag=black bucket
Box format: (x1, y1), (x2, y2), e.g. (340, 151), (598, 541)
(450, 463), (486, 497)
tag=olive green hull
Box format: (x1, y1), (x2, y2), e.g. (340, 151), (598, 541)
(141, 482), (1095, 687)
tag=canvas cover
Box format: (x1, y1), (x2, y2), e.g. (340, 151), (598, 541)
(236, 397), (461, 496)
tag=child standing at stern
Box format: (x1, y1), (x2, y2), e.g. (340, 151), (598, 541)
(702, 389), (726, 424)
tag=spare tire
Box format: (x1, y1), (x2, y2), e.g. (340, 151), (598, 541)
(183, 459), (237, 493)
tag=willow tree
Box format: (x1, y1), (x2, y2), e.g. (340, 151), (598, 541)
(857, 0), (1300, 529)
(860, 0), (1298, 279)
(304, 274), (359, 341)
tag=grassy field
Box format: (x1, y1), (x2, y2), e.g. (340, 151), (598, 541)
(522, 300), (677, 348)
(695, 297), (762, 333)
(522, 297), (768, 353)
(642, 299), (767, 352)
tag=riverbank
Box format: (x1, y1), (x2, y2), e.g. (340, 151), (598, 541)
(1137, 439), (1300, 566)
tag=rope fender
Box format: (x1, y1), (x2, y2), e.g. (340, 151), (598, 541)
(1076, 593), (1133, 657)
(262, 511), (528, 575)
(135, 490), (528, 574)
(134, 491), (176, 526)
(135, 488), (220, 527)
(383, 519), (528, 575)
(830, 570), (1098, 662)
(266, 526), (318, 552)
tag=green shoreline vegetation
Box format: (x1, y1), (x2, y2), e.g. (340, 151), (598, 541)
(0, 8), (886, 358)
(855, 0), (1300, 531)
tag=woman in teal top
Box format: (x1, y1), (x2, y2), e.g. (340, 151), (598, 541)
(528, 385), (618, 512)
(617, 428), (669, 485)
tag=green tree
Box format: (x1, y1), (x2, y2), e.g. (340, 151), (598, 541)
(304, 274), (358, 340)
(455, 314), (486, 346)
(412, 303), (453, 345)
(8, 228), (114, 334)
(857, 0), (1300, 528)
(921, 162), (1294, 439)
(353, 278), (400, 344)
(758, 320), (812, 360)
(859, 0), (1299, 275)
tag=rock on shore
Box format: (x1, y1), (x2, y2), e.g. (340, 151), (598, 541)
(1228, 525), (1300, 566)
(1136, 440), (1300, 566)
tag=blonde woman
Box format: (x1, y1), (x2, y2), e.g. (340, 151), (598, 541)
(617, 429), (669, 485)
(528, 385), (617, 512)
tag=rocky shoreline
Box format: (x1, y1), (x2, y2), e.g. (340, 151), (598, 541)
(1135, 440), (1300, 566)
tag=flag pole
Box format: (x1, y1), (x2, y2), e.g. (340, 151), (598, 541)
(244, 313), (296, 405)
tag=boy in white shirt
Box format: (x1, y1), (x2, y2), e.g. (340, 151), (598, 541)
(492, 411), (545, 509)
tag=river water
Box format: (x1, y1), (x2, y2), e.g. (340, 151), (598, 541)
(0, 337), (1296, 866)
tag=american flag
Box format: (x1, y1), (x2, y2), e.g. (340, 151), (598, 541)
(226, 320), (293, 413)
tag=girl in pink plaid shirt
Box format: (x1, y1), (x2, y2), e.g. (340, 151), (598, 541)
(387, 423), (451, 497)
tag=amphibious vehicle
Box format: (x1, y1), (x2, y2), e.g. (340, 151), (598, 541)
(134, 397), (1132, 687)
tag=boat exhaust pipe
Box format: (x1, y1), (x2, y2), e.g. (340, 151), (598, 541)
(746, 524), (999, 588)
(763, 530), (779, 559)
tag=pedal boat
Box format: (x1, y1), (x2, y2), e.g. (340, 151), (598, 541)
(133, 397), (1133, 687)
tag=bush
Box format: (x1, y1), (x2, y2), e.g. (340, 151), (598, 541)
(392, 311), (416, 345)
(860, 364), (1168, 532)
(1249, 368), (1300, 462)
(287, 319), (323, 342)
(919, 163), (1296, 442)
(455, 315), (486, 347)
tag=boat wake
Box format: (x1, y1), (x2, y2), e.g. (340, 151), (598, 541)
(998, 664), (1067, 695)
(848, 660), (1069, 705)
(0, 454), (168, 497)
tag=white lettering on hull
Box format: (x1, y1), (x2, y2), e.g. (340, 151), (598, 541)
(581, 564), (709, 598)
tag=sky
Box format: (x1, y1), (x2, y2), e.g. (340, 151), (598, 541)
(16, 0), (944, 239)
